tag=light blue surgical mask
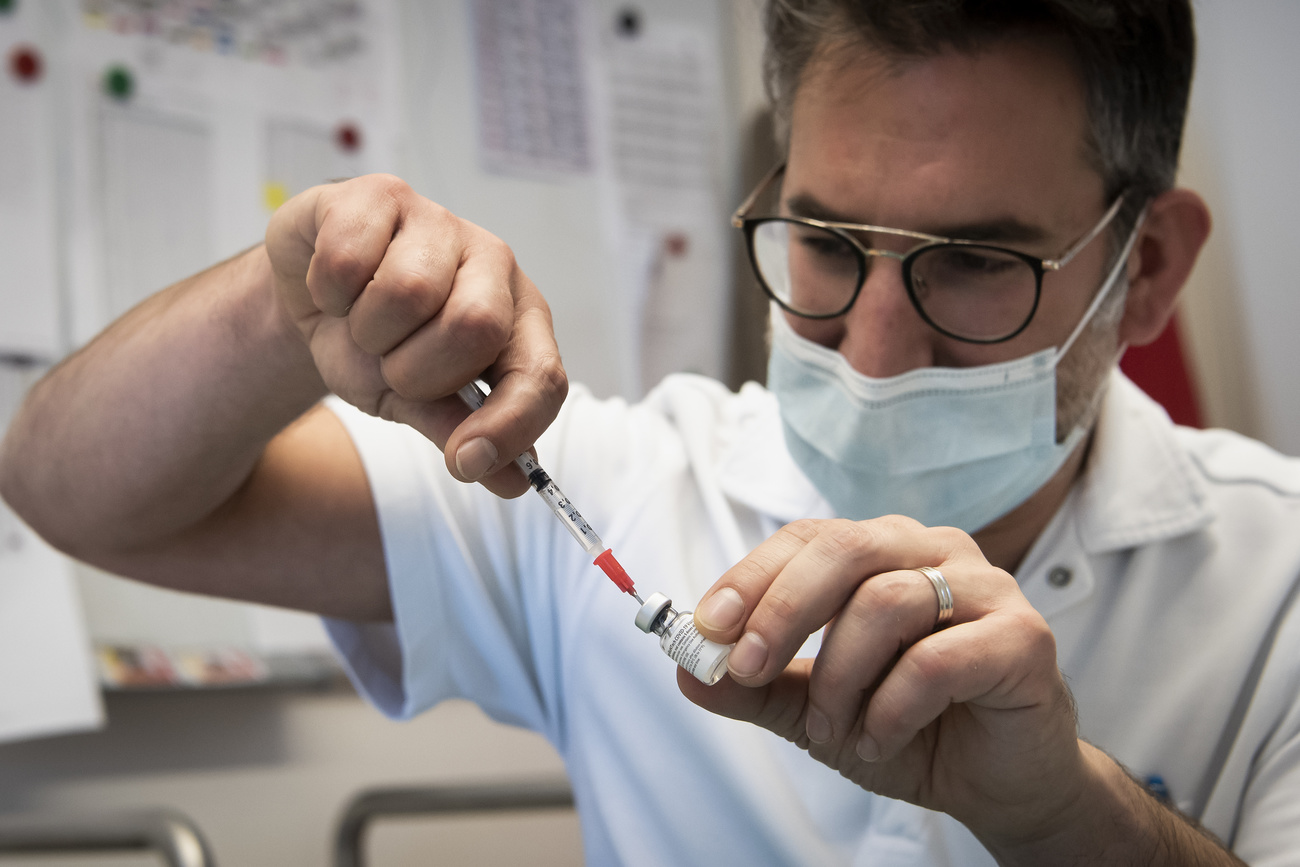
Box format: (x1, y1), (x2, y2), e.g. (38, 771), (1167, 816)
(767, 221), (1141, 533)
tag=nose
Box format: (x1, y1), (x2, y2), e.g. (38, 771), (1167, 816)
(832, 256), (936, 378)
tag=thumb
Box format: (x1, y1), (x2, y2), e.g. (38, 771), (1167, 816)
(676, 659), (816, 745)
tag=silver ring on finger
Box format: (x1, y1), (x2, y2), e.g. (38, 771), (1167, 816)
(915, 566), (954, 631)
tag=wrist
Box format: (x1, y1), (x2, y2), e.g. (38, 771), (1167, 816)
(981, 742), (1241, 867)
(222, 244), (329, 411)
(980, 742), (1137, 866)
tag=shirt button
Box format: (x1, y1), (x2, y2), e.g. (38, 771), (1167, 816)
(1047, 566), (1073, 588)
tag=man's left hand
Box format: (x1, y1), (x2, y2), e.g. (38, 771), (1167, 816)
(680, 515), (1087, 849)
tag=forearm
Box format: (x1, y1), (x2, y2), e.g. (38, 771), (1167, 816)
(985, 742), (1246, 867)
(0, 244), (326, 560)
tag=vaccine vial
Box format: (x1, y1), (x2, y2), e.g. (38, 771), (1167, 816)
(634, 592), (732, 685)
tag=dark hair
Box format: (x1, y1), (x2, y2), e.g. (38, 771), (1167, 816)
(763, 0), (1196, 234)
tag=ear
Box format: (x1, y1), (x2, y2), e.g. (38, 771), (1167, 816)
(1118, 188), (1212, 347)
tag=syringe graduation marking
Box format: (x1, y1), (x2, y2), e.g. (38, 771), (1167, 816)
(457, 382), (639, 601)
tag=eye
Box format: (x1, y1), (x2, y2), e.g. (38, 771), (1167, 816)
(915, 245), (1027, 289)
(791, 226), (856, 265)
(942, 249), (1016, 274)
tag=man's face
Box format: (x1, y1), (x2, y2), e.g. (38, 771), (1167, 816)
(782, 36), (1122, 430)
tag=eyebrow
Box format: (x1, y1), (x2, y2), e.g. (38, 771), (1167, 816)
(784, 192), (1051, 246)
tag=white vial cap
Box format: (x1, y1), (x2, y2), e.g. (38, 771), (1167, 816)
(634, 592), (673, 634)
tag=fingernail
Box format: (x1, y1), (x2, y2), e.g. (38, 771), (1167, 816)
(455, 437), (498, 481)
(806, 708), (832, 744)
(696, 587), (745, 632)
(856, 734), (881, 763)
(727, 632), (768, 679)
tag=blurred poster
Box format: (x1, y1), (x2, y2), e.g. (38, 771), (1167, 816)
(470, 0), (593, 177)
(99, 106), (215, 320)
(606, 20), (715, 227)
(65, 0), (402, 345)
(0, 2), (64, 358)
(594, 11), (731, 396)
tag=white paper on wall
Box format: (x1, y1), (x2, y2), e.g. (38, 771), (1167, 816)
(57, 0), (402, 652)
(100, 106), (215, 320)
(0, 5), (65, 359)
(0, 363), (104, 744)
(593, 15), (732, 396)
(469, 0), (594, 177)
(605, 22), (715, 227)
(65, 0), (403, 345)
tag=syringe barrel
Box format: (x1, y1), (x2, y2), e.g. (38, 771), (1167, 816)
(457, 382), (605, 556)
(519, 459), (604, 554)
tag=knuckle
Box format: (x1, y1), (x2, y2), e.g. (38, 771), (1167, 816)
(376, 268), (439, 322)
(874, 513), (925, 533)
(484, 235), (519, 272)
(370, 172), (414, 202)
(906, 639), (949, 684)
(865, 690), (907, 743)
(859, 571), (915, 613)
(927, 524), (970, 547)
(455, 299), (512, 349)
(378, 354), (420, 398)
(781, 518), (823, 544)
(757, 582), (805, 631)
(1018, 610), (1057, 657)
(530, 352), (569, 405)
(819, 519), (875, 562)
(927, 524), (982, 559)
(372, 388), (401, 424)
(312, 244), (370, 295)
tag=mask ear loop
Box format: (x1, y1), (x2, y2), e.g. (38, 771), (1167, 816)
(1053, 207), (1150, 443)
(1055, 205), (1150, 363)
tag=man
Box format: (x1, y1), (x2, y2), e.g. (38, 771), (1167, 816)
(1, 1), (1296, 864)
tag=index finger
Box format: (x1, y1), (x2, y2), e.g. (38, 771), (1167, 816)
(694, 516), (954, 685)
(440, 271), (568, 485)
(302, 176), (424, 317)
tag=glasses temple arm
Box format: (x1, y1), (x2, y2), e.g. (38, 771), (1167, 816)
(731, 163), (787, 228)
(1043, 194), (1127, 271)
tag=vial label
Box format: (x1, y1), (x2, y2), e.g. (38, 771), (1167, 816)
(661, 613), (731, 685)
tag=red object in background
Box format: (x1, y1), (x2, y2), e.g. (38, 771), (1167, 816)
(664, 233), (689, 257)
(335, 122), (362, 153)
(8, 44), (42, 83)
(1119, 313), (1204, 428)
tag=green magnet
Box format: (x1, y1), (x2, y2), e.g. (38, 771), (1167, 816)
(103, 64), (134, 101)
(0, 0), (16, 16)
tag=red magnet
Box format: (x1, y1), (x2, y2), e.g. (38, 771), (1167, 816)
(663, 232), (689, 257)
(8, 45), (42, 84)
(335, 122), (362, 153)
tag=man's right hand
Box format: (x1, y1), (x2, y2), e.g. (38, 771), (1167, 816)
(266, 174), (568, 498)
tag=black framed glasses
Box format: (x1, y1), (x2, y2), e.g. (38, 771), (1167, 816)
(732, 163), (1126, 344)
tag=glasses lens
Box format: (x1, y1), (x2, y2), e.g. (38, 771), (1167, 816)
(909, 245), (1039, 341)
(751, 219), (861, 317)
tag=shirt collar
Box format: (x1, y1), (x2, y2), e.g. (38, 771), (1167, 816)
(1071, 369), (1214, 554)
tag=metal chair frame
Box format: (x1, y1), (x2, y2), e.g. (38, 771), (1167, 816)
(333, 777), (575, 867)
(0, 808), (215, 866)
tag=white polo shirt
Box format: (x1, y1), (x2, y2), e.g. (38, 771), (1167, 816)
(325, 370), (1300, 866)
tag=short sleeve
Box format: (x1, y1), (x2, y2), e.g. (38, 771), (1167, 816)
(321, 397), (567, 738)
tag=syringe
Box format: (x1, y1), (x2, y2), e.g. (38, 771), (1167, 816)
(456, 382), (642, 604)
(457, 381), (732, 685)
